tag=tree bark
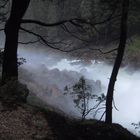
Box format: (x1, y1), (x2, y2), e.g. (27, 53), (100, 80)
(105, 0), (129, 124)
(2, 0), (30, 83)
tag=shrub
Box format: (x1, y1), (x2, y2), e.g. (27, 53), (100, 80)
(64, 76), (105, 121)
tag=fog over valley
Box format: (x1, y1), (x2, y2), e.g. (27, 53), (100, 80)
(17, 45), (140, 136)
(1, 0), (140, 139)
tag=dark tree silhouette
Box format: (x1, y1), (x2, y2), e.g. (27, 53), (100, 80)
(1, 0), (119, 83)
(105, 0), (130, 124)
(2, 0), (30, 83)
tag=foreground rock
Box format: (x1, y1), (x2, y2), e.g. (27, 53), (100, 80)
(45, 110), (140, 140)
(0, 100), (139, 140)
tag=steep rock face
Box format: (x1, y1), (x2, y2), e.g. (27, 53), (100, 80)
(25, 0), (93, 21)
(22, 0), (95, 41)
(21, 0), (112, 52)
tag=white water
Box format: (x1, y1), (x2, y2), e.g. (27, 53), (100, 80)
(18, 46), (140, 136)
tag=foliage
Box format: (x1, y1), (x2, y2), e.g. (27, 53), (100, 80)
(17, 57), (26, 66)
(132, 122), (140, 134)
(123, 36), (140, 67)
(64, 76), (105, 121)
(127, 37), (140, 52)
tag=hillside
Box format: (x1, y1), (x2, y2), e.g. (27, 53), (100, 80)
(0, 100), (138, 140)
(0, 79), (138, 140)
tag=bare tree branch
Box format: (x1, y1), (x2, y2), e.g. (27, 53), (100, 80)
(21, 18), (84, 27)
(94, 107), (106, 118)
(113, 97), (119, 111)
(21, 11), (120, 28)
(88, 47), (118, 54)
(20, 26), (118, 55)
(99, 111), (106, 121)
(18, 38), (41, 45)
(61, 24), (89, 42)
(20, 26), (87, 52)
(85, 100), (105, 117)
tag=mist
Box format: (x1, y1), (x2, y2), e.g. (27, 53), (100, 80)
(18, 45), (140, 136)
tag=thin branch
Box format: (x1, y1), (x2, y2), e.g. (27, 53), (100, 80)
(113, 97), (119, 111)
(20, 26), (86, 52)
(20, 27), (118, 54)
(21, 12), (120, 28)
(99, 111), (106, 121)
(88, 47), (118, 54)
(61, 24), (89, 42)
(18, 38), (41, 45)
(94, 107), (106, 118)
(21, 18), (84, 27)
(85, 101), (104, 116)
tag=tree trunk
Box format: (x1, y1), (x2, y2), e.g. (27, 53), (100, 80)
(105, 0), (129, 124)
(2, 0), (30, 83)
